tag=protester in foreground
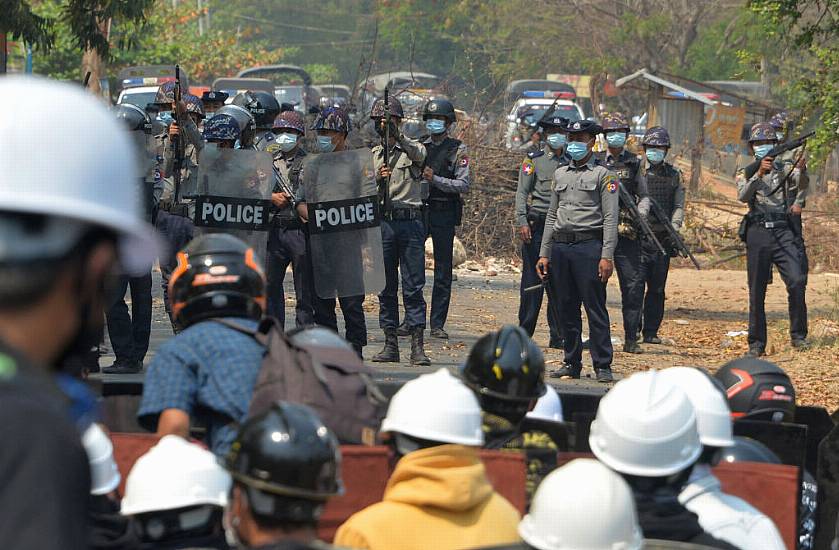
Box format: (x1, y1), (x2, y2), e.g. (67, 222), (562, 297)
(589, 371), (737, 549)
(0, 75), (158, 550)
(660, 367), (786, 550)
(121, 435), (231, 549)
(334, 368), (520, 550)
(223, 402), (344, 549)
(137, 233), (266, 457)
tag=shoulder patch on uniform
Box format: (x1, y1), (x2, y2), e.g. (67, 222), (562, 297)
(527, 150), (545, 159)
(460, 156), (469, 167)
(521, 158), (534, 175)
(606, 173), (619, 194)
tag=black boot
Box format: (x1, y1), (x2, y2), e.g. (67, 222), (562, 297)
(396, 321), (410, 337)
(372, 329), (399, 363)
(410, 327), (431, 366)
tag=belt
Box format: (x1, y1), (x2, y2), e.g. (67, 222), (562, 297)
(384, 208), (423, 221)
(552, 230), (602, 244)
(748, 212), (788, 229)
(161, 203), (190, 218)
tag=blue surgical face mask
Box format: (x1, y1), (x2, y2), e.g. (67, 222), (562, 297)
(317, 135), (336, 153)
(275, 132), (298, 153)
(754, 144), (774, 160)
(646, 148), (666, 164)
(426, 119), (446, 135)
(546, 133), (567, 150)
(158, 111), (174, 125)
(566, 141), (589, 161)
(606, 132), (627, 148)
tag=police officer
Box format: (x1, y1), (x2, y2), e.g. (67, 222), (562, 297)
(223, 402), (344, 550)
(421, 98), (471, 340)
(515, 110), (568, 348)
(296, 107), (368, 357)
(536, 120), (618, 382)
(201, 89), (228, 119)
(216, 101), (258, 149)
(636, 126), (684, 346)
(264, 110), (314, 329)
(596, 112), (651, 354)
(369, 97), (430, 366)
(737, 122), (808, 356)
(233, 90), (281, 151)
(203, 113), (241, 147)
(154, 82), (203, 330)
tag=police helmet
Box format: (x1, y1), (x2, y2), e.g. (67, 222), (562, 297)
(537, 109), (568, 131)
(311, 106), (350, 134)
(769, 111), (789, 131)
(154, 81), (177, 105)
(748, 122), (778, 143)
(422, 98), (456, 121)
(601, 112), (631, 132)
(642, 126), (671, 147)
(168, 233), (265, 330)
(272, 110), (306, 134)
(715, 357), (796, 423)
(215, 104), (256, 134)
(114, 103), (153, 134)
(202, 90), (229, 106)
(233, 90), (281, 130)
(202, 114), (241, 143)
(182, 93), (205, 118)
(224, 402), (343, 523)
(370, 97), (404, 119)
(719, 436), (782, 465)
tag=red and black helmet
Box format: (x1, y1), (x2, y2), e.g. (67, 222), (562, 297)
(169, 233), (266, 330)
(715, 358), (796, 423)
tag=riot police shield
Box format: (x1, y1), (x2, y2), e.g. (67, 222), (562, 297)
(188, 145), (274, 254)
(303, 148), (385, 299)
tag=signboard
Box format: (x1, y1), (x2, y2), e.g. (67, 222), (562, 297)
(546, 74), (592, 98)
(705, 104), (746, 152)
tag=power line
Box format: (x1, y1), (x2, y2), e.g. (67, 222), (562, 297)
(228, 13), (361, 35)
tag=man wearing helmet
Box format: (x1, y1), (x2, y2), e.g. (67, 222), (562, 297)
(0, 76), (158, 549)
(264, 110), (314, 329)
(420, 98), (471, 340)
(514, 111), (568, 349)
(738, 122), (808, 357)
(137, 234), (267, 457)
(223, 402), (344, 549)
(369, 96), (430, 366)
(233, 90), (282, 152)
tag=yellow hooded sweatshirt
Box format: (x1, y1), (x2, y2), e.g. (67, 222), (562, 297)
(334, 444), (521, 550)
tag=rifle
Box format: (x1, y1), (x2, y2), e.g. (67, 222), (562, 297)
(82, 71), (92, 88)
(379, 86), (393, 214)
(274, 169), (298, 209)
(742, 132), (814, 179)
(524, 276), (562, 330)
(648, 198), (701, 269)
(172, 64), (184, 204)
(619, 184), (666, 256)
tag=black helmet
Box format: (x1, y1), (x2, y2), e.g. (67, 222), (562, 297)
(224, 402), (343, 523)
(422, 98), (456, 121)
(233, 90), (281, 130)
(114, 103), (153, 134)
(462, 325), (547, 402)
(370, 97), (404, 119)
(719, 436), (781, 464)
(169, 233), (266, 330)
(215, 104), (256, 135)
(715, 357), (796, 423)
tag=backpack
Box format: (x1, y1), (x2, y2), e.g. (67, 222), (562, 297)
(214, 318), (386, 445)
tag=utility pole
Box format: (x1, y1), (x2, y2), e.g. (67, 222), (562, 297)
(197, 0), (204, 36)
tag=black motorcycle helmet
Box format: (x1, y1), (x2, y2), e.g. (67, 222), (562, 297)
(461, 325), (547, 424)
(715, 357), (796, 423)
(422, 98), (456, 121)
(719, 436), (782, 464)
(114, 103), (153, 134)
(168, 233), (265, 331)
(233, 90), (281, 130)
(224, 402), (343, 524)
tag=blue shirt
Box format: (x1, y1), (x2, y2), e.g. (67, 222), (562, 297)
(137, 318), (264, 457)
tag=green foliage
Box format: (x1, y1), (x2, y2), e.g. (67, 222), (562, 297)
(62, 0), (154, 58)
(1, 0), (54, 49)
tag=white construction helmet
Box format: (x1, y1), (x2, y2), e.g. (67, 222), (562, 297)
(527, 385), (564, 422)
(380, 368), (484, 446)
(519, 459), (643, 550)
(659, 367), (735, 448)
(121, 436), (231, 515)
(589, 370), (702, 477)
(0, 76), (158, 275)
(82, 423), (121, 496)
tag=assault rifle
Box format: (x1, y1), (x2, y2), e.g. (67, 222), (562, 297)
(619, 184), (666, 256)
(274, 169), (298, 209)
(378, 86), (393, 215)
(648, 198), (701, 270)
(172, 64), (184, 204)
(742, 132), (814, 179)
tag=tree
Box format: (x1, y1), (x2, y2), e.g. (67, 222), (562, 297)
(0, 0), (54, 73)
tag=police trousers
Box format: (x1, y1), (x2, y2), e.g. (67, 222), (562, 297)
(549, 239), (613, 370)
(428, 201), (457, 330)
(519, 217), (562, 344)
(614, 236), (643, 343)
(746, 224), (808, 350)
(639, 237), (671, 340)
(266, 224), (314, 329)
(155, 210), (195, 327)
(379, 219), (427, 330)
(313, 294), (367, 350)
(105, 272), (153, 364)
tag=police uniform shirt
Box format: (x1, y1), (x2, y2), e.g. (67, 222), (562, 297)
(736, 162), (806, 216)
(160, 115), (204, 204)
(272, 148), (306, 222)
(372, 135), (427, 208)
(422, 137), (472, 194)
(539, 157), (620, 259)
(644, 160), (686, 229)
(515, 146), (569, 226)
(777, 149), (809, 207)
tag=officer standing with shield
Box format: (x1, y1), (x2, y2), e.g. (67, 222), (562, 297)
(369, 97), (430, 366)
(420, 98), (471, 340)
(537, 120), (619, 383)
(514, 110), (568, 348)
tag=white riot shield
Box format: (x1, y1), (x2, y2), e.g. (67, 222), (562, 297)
(191, 145), (274, 255)
(304, 148), (385, 299)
